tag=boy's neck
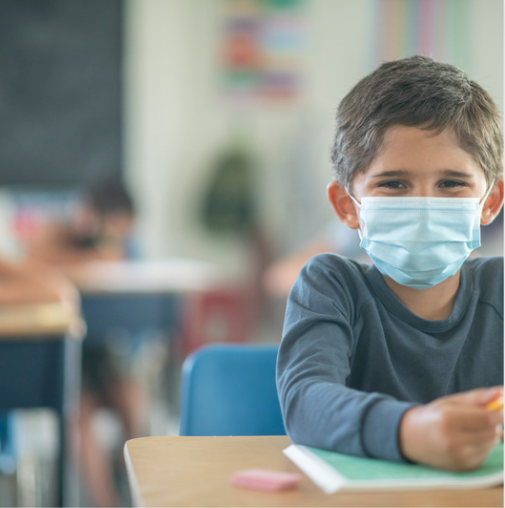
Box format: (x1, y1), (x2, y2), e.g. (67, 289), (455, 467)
(383, 272), (461, 321)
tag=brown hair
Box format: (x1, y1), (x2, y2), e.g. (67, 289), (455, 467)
(330, 55), (503, 187)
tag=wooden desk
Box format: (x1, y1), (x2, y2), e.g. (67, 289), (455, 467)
(124, 436), (503, 507)
(0, 301), (83, 337)
(0, 302), (83, 507)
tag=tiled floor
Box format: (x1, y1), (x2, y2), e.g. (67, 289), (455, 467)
(0, 400), (180, 508)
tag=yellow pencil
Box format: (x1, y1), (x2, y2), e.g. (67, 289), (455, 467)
(486, 395), (504, 411)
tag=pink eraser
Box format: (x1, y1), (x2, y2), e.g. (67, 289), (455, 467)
(231, 468), (302, 491)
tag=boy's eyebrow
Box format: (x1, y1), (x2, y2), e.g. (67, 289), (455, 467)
(369, 170), (409, 179)
(438, 169), (475, 179)
(370, 169), (475, 179)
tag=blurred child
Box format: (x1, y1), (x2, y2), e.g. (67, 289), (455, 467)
(277, 56), (504, 472)
(263, 221), (366, 298)
(28, 176), (145, 507)
(27, 177), (136, 265)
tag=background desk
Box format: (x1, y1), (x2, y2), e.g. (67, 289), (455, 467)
(63, 257), (248, 372)
(124, 435), (503, 507)
(62, 259), (234, 402)
(0, 302), (83, 507)
(62, 259), (230, 341)
(61, 259), (227, 296)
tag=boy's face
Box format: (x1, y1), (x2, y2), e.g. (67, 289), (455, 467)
(328, 125), (503, 230)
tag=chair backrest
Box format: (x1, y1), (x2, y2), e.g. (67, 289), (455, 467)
(179, 343), (285, 436)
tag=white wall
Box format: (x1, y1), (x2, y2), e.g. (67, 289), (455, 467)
(123, 0), (503, 267)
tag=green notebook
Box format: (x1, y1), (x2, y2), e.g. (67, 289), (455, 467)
(283, 443), (504, 494)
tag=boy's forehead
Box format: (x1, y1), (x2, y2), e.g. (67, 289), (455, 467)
(357, 125), (485, 178)
(380, 124), (459, 151)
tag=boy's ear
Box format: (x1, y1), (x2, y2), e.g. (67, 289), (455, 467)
(481, 180), (504, 225)
(326, 181), (360, 230)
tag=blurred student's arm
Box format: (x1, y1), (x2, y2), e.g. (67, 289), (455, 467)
(263, 237), (332, 297)
(264, 221), (363, 297)
(0, 256), (79, 308)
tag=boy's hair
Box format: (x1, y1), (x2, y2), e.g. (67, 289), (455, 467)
(330, 55), (503, 187)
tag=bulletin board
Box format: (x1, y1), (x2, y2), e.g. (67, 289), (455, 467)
(0, 0), (123, 189)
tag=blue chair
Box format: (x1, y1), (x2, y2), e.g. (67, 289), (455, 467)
(179, 343), (285, 436)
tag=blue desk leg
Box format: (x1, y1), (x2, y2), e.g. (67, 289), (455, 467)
(60, 337), (82, 507)
(0, 336), (82, 507)
(0, 412), (16, 475)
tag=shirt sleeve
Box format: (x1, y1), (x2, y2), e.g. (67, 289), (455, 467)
(276, 255), (415, 461)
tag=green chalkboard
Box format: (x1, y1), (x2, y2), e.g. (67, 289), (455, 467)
(0, 0), (123, 188)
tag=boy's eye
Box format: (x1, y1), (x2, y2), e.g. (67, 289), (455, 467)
(439, 180), (467, 188)
(377, 181), (406, 189)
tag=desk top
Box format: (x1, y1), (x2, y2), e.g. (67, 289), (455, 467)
(0, 302), (83, 339)
(62, 259), (233, 295)
(124, 436), (503, 507)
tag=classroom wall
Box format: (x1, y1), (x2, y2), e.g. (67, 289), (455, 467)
(123, 0), (503, 270)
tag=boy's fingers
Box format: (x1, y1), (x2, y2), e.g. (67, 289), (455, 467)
(453, 406), (503, 430)
(486, 395), (504, 411)
(459, 424), (502, 443)
(444, 406), (503, 432)
(440, 387), (504, 407)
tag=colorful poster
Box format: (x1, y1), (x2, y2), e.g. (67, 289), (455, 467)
(220, 0), (305, 102)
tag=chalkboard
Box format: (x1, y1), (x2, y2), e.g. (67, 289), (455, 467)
(0, 0), (122, 189)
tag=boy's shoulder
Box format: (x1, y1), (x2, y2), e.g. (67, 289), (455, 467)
(300, 253), (373, 293)
(465, 256), (503, 293)
(289, 253), (375, 320)
(466, 255), (503, 275)
(305, 251), (369, 272)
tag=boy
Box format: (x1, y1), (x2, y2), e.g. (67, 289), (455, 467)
(277, 56), (504, 472)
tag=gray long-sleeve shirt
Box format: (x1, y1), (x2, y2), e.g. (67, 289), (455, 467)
(277, 254), (503, 462)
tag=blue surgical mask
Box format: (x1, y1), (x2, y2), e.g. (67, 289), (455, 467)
(349, 184), (494, 290)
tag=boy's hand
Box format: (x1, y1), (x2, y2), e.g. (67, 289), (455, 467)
(399, 387), (503, 471)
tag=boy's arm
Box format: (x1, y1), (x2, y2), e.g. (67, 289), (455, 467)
(277, 331), (415, 460)
(279, 317), (502, 470)
(399, 387), (503, 471)
(277, 257), (415, 461)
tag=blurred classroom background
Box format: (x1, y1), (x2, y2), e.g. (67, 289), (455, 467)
(0, 0), (502, 506)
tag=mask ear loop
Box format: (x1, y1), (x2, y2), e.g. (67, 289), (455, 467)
(345, 188), (363, 239)
(479, 178), (496, 209)
(345, 188), (361, 208)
